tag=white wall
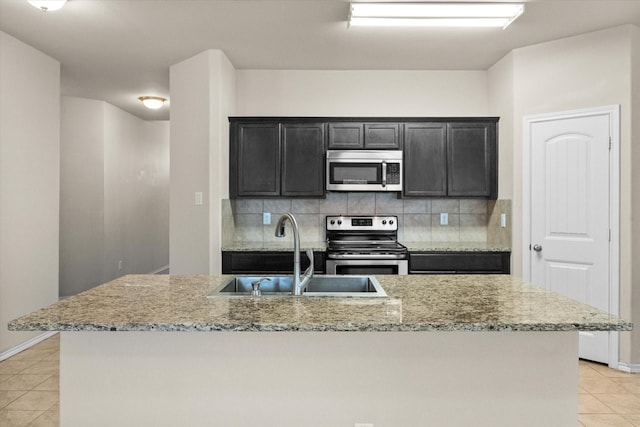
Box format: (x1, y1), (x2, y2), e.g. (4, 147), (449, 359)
(511, 25), (633, 276)
(103, 104), (170, 282)
(144, 120), (171, 271)
(60, 97), (169, 297)
(488, 52), (515, 200)
(496, 25), (636, 363)
(209, 52), (236, 273)
(170, 50), (235, 274)
(236, 70), (488, 116)
(631, 26), (640, 365)
(0, 31), (60, 354)
(60, 98), (106, 297)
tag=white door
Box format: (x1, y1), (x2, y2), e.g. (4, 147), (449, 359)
(527, 111), (612, 363)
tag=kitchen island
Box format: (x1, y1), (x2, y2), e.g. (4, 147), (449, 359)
(9, 274), (631, 427)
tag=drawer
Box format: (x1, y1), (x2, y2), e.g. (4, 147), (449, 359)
(409, 252), (510, 274)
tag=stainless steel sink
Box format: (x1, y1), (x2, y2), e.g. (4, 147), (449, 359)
(209, 275), (387, 297)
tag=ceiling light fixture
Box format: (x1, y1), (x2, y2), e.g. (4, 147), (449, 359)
(138, 96), (167, 110)
(348, 2), (525, 29)
(28, 0), (67, 12)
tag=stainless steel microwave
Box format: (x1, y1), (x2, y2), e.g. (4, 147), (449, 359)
(326, 150), (403, 192)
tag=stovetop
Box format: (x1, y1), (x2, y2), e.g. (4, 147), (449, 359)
(326, 215), (408, 260)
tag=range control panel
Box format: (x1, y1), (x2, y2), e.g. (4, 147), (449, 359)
(326, 215), (398, 231)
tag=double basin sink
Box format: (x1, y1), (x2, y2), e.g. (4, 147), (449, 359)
(210, 275), (387, 298)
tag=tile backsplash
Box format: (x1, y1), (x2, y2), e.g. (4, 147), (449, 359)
(222, 193), (512, 246)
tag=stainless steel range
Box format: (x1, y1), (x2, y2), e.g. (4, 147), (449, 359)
(325, 215), (408, 275)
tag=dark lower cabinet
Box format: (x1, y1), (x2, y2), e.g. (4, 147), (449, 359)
(409, 252), (511, 274)
(223, 250), (509, 276)
(222, 251), (326, 274)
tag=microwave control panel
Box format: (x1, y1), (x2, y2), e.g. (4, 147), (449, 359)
(386, 163), (401, 184)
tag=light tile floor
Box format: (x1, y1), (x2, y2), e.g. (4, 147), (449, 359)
(579, 359), (640, 426)
(0, 335), (59, 427)
(2, 335), (640, 426)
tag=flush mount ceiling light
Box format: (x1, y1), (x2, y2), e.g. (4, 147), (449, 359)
(28, 0), (67, 12)
(348, 2), (525, 29)
(138, 96), (167, 110)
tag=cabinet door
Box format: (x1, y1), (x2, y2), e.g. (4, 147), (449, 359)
(403, 123), (447, 197)
(447, 122), (497, 198)
(222, 251), (325, 274)
(328, 123), (364, 149)
(364, 123), (400, 149)
(282, 123), (326, 197)
(233, 123), (280, 197)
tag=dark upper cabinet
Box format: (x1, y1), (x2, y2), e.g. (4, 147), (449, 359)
(230, 120), (326, 198)
(230, 117), (497, 199)
(447, 122), (496, 198)
(231, 122), (281, 197)
(328, 123), (363, 149)
(403, 123), (447, 197)
(364, 123), (400, 149)
(403, 119), (498, 199)
(327, 122), (400, 149)
(281, 123), (325, 197)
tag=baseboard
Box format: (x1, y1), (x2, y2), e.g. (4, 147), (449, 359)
(150, 264), (170, 274)
(0, 331), (58, 362)
(615, 362), (640, 374)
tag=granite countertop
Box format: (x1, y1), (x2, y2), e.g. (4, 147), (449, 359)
(403, 242), (511, 252)
(9, 274), (630, 333)
(221, 241), (327, 251)
(221, 242), (510, 252)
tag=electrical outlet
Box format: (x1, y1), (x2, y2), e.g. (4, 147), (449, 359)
(500, 213), (507, 228)
(118, 260), (123, 270)
(195, 192), (203, 206)
(440, 212), (448, 225)
(263, 212), (271, 225)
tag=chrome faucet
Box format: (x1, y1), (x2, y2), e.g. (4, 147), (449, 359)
(274, 213), (314, 296)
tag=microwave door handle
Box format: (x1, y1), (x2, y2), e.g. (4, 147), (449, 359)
(382, 161), (387, 188)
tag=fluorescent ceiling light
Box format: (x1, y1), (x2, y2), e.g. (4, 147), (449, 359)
(28, 1), (67, 12)
(349, 2), (525, 29)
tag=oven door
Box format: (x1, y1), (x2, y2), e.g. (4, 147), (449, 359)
(326, 259), (408, 275)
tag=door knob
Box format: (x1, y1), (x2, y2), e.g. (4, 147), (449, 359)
(532, 244), (542, 252)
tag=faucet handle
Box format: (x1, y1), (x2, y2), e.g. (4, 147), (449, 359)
(251, 277), (271, 296)
(304, 249), (314, 278)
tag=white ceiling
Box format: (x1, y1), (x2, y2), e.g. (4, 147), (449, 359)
(1, 0), (639, 121)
